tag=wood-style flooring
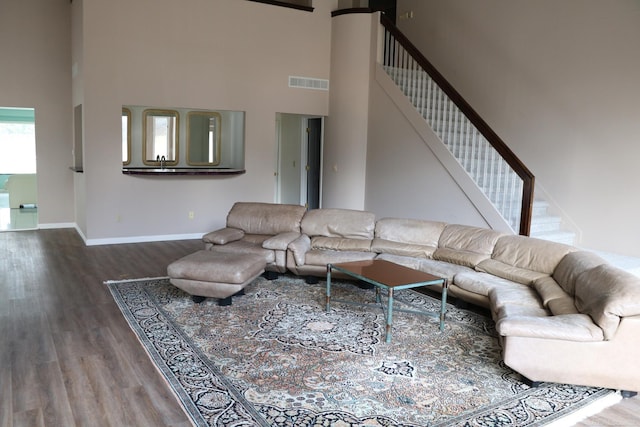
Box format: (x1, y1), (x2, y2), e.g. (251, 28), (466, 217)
(1, 228), (638, 426)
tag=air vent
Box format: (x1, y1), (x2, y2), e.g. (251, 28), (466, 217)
(288, 76), (329, 91)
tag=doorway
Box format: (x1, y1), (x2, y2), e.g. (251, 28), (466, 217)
(0, 107), (38, 231)
(276, 113), (323, 209)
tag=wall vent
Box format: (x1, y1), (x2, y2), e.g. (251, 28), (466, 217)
(288, 76), (329, 91)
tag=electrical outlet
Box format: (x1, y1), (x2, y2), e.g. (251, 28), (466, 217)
(188, 211), (195, 219)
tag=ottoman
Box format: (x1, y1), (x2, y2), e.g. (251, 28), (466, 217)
(167, 250), (266, 305)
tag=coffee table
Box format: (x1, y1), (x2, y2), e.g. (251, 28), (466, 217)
(326, 259), (448, 343)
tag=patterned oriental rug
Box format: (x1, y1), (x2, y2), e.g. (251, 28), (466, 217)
(106, 275), (619, 427)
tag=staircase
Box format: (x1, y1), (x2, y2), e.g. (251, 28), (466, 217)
(528, 200), (576, 245)
(380, 18), (576, 244)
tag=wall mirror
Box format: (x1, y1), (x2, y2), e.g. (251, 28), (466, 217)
(122, 108), (131, 165)
(143, 109), (179, 166)
(187, 111), (221, 166)
(122, 105), (246, 174)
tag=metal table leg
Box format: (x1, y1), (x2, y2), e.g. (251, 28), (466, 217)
(439, 280), (448, 331)
(385, 288), (394, 343)
(326, 264), (332, 312)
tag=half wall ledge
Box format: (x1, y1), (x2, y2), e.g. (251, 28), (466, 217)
(122, 168), (246, 176)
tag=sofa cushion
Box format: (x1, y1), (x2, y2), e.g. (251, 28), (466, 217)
(375, 253), (422, 271)
(489, 284), (542, 310)
(242, 234), (270, 245)
(226, 202), (306, 235)
(371, 218), (445, 258)
(371, 239), (436, 258)
(304, 249), (376, 266)
(311, 236), (372, 252)
(288, 234), (311, 266)
(532, 277), (580, 315)
(495, 304), (549, 320)
(433, 224), (504, 268)
(414, 258), (474, 281)
(302, 208), (375, 239)
(547, 297), (579, 316)
(454, 271), (521, 299)
(574, 264), (640, 340)
(262, 231), (301, 251)
(552, 251), (606, 296)
(209, 240), (275, 263)
(476, 235), (575, 285)
(496, 314), (604, 342)
(476, 259), (549, 285)
(532, 276), (570, 307)
(202, 227), (244, 245)
(168, 250), (265, 285)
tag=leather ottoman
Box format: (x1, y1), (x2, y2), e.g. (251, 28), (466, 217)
(167, 250), (266, 305)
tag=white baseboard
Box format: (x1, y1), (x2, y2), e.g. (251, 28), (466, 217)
(34, 222), (203, 246)
(38, 222), (76, 229)
(74, 224), (88, 243)
(84, 232), (204, 246)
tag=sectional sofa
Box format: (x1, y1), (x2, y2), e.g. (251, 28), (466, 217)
(202, 202), (640, 396)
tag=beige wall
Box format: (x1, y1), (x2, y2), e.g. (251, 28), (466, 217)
(0, 0), (74, 226)
(366, 71), (490, 226)
(73, 0), (335, 243)
(396, 0), (640, 257)
(323, 13), (375, 210)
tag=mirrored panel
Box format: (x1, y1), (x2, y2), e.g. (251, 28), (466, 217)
(187, 111), (221, 166)
(122, 105), (245, 174)
(143, 109), (179, 166)
(122, 108), (131, 165)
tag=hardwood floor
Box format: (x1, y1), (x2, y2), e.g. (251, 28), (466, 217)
(1, 228), (638, 426)
(1, 229), (201, 426)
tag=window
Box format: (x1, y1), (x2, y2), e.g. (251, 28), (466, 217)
(122, 108), (131, 165)
(0, 107), (36, 174)
(187, 111), (221, 166)
(143, 109), (179, 166)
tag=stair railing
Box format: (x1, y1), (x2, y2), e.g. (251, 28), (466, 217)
(380, 15), (534, 236)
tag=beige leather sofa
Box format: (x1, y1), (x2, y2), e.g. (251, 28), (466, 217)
(203, 202), (306, 275)
(287, 208), (376, 279)
(202, 202), (640, 396)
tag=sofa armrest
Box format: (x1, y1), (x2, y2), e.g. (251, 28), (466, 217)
(288, 234), (311, 266)
(202, 227), (244, 245)
(496, 314), (604, 342)
(263, 231), (301, 251)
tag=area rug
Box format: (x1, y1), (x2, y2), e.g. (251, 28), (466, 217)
(106, 275), (619, 427)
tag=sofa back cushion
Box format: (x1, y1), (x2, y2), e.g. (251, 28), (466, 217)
(574, 264), (640, 340)
(311, 236), (372, 252)
(533, 276), (579, 315)
(552, 251), (606, 296)
(371, 218), (445, 258)
(433, 224), (504, 268)
(476, 235), (575, 285)
(301, 208), (375, 239)
(227, 202), (306, 235)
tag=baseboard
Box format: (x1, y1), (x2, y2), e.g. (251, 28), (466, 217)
(31, 222), (203, 246)
(38, 222), (76, 229)
(84, 232), (204, 246)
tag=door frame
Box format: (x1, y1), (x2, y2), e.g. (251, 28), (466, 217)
(275, 113), (324, 208)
